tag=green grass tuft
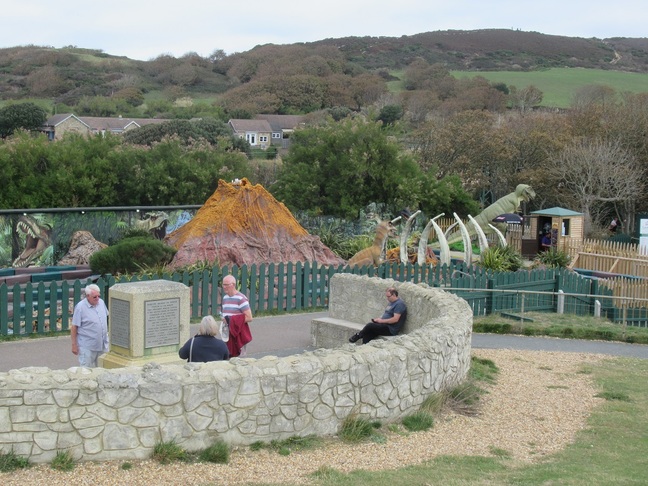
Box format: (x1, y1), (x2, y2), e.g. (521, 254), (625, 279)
(402, 412), (434, 432)
(249, 435), (323, 455)
(339, 415), (375, 443)
(595, 391), (631, 402)
(198, 441), (230, 463)
(0, 450), (30, 472)
(50, 450), (75, 471)
(152, 440), (189, 464)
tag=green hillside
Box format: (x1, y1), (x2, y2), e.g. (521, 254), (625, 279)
(452, 68), (648, 108)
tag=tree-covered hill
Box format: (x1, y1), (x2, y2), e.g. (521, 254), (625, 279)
(309, 29), (648, 72)
(1, 29), (647, 114)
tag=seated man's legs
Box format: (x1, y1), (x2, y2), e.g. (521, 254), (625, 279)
(78, 348), (101, 368)
(350, 322), (392, 344)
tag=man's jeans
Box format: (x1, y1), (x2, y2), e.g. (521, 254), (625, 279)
(78, 348), (102, 368)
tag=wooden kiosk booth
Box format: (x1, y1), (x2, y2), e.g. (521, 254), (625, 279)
(521, 207), (584, 258)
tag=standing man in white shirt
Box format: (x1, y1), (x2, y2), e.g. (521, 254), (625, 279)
(71, 283), (109, 368)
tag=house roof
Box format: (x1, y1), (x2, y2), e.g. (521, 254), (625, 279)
(44, 114), (168, 132)
(228, 119), (273, 133)
(44, 114), (91, 129)
(254, 114), (305, 131)
(81, 116), (168, 131)
(531, 207), (583, 217)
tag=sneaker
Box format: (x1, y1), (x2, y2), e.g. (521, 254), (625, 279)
(349, 333), (361, 343)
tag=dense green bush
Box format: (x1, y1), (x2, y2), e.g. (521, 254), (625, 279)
(89, 236), (176, 275)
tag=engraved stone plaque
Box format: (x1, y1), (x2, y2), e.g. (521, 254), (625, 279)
(144, 298), (180, 348)
(110, 298), (131, 348)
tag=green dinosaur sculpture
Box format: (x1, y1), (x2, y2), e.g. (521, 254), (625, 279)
(400, 184), (536, 265)
(12, 214), (53, 268)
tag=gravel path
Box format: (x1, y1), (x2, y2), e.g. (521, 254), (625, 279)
(2, 349), (606, 485)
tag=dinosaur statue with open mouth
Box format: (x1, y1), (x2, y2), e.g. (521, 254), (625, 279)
(12, 215), (53, 268)
(134, 211), (170, 239)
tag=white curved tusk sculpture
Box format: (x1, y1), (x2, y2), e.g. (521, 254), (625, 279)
(454, 213), (472, 265)
(468, 214), (490, 256)
(488, 224), (508, 247)
(399, 210), (421, 263)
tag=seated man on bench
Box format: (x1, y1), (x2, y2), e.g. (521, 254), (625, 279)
(349, 287), (407, 344)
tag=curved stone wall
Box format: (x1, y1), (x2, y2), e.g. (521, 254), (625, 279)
(0, 275), (472, 463)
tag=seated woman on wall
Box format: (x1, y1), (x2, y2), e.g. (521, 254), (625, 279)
(179, 316), (229, 362)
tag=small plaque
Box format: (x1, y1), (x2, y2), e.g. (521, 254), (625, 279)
(145, 298), (180, 348)
(110, 298), (131, 348)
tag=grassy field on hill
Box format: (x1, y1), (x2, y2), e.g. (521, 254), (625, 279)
(388, 67), (648, 108)
(452, 68), (648, 108)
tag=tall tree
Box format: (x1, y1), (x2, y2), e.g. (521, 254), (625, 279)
(272, 120), (420, 218)
(549, 138), (644, 233)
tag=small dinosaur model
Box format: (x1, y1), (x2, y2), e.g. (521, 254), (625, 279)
(348, 220), (396, 268)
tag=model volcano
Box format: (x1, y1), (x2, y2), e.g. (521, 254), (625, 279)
(165, 178), (344, 268)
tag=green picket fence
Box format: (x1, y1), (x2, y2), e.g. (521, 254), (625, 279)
(0, 261), (633, 337)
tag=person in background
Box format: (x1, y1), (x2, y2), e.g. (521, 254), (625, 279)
(541, 232), (552, 251)
(221, 274), (253, 356)
(71, 283), (109, 368)
(609, 217), (621, 234)
(349, 287), (407, 344)
(179, 315), (229, 362)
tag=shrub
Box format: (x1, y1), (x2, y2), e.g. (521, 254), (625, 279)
(479, 245), (523, 272)
(534, 247), (571, 268)
(90, 236), (176, 275)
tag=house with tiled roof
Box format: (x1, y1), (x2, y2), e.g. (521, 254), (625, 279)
(228, 119), (273, 149)
(41, 114), (92, 140)
(42, 114), (168, 140)
(254, 114), (305, 148)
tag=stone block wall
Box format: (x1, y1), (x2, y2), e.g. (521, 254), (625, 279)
(0, 275), (472, 464)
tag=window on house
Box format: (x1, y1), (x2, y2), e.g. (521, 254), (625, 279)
(562, 219), (570, 236)
(272, 132), (281, 139)
(259, 135), (268, 142)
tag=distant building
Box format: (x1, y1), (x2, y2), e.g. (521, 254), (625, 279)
(228, 119), (273, 149)
(42, 114), (168, 140)
(229, 115), (306, 150)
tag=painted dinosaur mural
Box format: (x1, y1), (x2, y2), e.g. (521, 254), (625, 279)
(133, 211), (170, 239)
(12, 215), (53, 268)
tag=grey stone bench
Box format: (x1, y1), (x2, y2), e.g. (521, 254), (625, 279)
(311, 274), (462, 349)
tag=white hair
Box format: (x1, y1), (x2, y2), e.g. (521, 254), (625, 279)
(84, 283), (100, 296)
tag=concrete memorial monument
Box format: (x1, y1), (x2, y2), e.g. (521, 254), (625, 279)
(100, 280), (190, 368)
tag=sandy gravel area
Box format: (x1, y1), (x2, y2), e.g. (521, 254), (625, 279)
(2, 349), (606, 486)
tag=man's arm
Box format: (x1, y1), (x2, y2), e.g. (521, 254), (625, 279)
(374, 313), (401, 325)
(243, 308), (253, 323)
(71, 325), (79, 355)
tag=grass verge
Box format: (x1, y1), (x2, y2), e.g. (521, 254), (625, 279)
(305, 356), (648, 485)
(474, 312), (648, 345)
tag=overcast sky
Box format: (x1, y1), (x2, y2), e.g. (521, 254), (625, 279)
(3, 0), (646, 61)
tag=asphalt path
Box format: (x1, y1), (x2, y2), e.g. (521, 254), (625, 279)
(1, 311), (647, 372)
